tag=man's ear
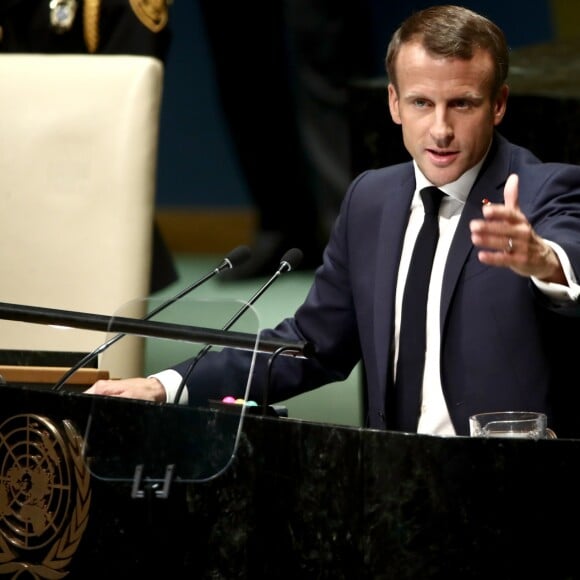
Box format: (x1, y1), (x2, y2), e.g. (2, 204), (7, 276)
(493, 84), (509, 126)
(388, 83), (402, 125)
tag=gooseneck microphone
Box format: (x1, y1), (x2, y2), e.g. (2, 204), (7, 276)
(172, 248), (304, 404)
(51, 245), (251, 392)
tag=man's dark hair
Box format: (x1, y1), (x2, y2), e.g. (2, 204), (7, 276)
(386, 4), (509, 95)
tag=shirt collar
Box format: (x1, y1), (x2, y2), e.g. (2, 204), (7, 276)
(412, 148), (489, 204)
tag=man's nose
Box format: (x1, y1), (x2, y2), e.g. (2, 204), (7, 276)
(430, 109), (453, 145)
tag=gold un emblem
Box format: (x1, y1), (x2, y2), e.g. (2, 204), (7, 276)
(0, 414), (91, 578)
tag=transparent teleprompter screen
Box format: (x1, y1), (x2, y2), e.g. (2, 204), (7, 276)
(78, 296), (263, 487)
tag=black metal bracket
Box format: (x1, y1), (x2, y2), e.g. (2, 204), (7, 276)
(131, 464), (175, 499)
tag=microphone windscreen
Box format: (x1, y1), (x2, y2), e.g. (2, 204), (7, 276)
(226, 245), (251, 268)
(280, 248), (303, 271)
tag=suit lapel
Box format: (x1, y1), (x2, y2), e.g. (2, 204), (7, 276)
(372, 169), (415, 405)
(440, 137), (511, 325)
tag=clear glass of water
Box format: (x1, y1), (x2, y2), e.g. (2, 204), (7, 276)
(469, 411), (557, 440)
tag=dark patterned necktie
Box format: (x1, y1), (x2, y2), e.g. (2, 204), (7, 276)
(393, 186), (445, 432)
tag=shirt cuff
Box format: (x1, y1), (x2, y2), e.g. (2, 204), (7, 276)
(532, 241), (580, 302)
(150, 369), (188, 405)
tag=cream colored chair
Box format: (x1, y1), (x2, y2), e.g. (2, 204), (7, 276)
(0, 54), (164, 380)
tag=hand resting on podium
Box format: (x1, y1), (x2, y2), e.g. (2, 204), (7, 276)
(85, 377), (167, 403)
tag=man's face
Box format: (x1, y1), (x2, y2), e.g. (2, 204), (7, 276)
(388, 41), (508, 187)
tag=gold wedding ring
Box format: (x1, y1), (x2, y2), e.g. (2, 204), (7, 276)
(505, 237), (514, 254)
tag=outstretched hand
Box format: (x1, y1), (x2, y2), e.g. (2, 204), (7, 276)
(469, 173), (565, 284)
(84, 377), (166, 403)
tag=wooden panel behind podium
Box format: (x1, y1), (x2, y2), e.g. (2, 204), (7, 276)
(0, 366), (109, 389)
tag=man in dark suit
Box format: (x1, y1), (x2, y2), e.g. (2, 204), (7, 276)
(86, 5), (580, 438)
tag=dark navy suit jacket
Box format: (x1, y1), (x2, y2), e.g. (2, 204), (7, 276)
(177, 134), (580, 437)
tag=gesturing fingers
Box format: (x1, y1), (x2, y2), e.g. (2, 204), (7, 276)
(502, 173), (519, 211)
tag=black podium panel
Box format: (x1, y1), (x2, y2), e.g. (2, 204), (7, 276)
(1, 385), (579, 579)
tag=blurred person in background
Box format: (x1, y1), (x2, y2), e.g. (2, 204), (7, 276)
(198, 0), (375, 279)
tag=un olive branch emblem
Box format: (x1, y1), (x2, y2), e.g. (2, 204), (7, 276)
(0, 415), (91, 578)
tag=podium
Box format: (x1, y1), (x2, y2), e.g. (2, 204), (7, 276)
(1, 383), (579, 579)
(0, 297), (579, 578)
